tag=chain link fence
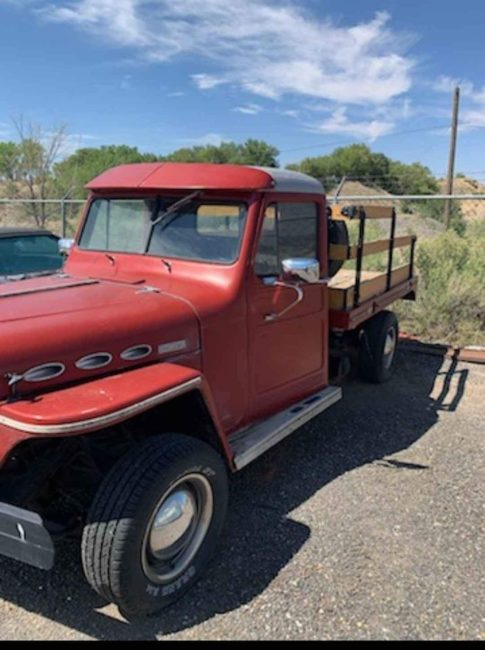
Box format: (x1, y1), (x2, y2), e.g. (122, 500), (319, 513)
(0, 199), (85, 237)
(1, 191), (484, 238)
(0, 191), (483, 345)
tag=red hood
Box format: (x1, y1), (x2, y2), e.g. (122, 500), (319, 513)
(0, 274), (199, 400)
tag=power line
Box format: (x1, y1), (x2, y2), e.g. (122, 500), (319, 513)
(317, 171), (485, 182)
(279, 123), (449, 154)
(279, 120), (485, 155)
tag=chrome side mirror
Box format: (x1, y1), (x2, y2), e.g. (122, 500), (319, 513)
(281, 258), (320, 284)
(58, 238), (74, 256)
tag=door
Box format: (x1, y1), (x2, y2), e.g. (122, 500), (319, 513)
(247, 197), (329, 420)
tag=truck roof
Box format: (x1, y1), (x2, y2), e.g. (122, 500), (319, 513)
(86, 163), (324, 195)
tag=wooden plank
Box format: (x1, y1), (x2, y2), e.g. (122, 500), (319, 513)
(390, 235), (414, 249)
(390, 264), (411, 287)
(359, 205), (395, 219)
(329, 235), (414, 262)
(329, 268), (383, 289)
(328, 264), (412, 311)
(359, 235), (413, 256)
(329, 204), (395, 220)
(329, 289), (348, 310)
(358, 272), (387, 302)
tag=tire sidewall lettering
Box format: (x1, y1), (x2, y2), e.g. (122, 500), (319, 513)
(145, 565), (197, 598)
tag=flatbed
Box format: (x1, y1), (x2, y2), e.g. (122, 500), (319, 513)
(327, 203), (417, 329)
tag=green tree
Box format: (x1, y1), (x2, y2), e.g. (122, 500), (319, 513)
(54, 144), (159, 198)
(287, 144), (439, 196)
(3, 117), (68, 227)
(239, 139), (279, 166)
(386, 161), (439, 195)
(287, 144), (390, 189)
(0, 142), (20, 182)
(163, 139), (279, 167)
(164, 142), (241, 164)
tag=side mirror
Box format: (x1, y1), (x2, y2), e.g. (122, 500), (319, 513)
(281, 258), (320, 284)
(58, 238), (74, 256)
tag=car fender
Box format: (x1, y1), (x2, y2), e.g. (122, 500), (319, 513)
(0, 362), (233, 466)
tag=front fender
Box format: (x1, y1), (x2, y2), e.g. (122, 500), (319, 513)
(0, 362), (232, 465)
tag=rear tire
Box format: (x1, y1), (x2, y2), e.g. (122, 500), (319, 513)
(81, 433), (228, 618)
(359, 310), (399, 383)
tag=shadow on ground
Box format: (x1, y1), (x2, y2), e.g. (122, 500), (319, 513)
(0, 349), (468, 639)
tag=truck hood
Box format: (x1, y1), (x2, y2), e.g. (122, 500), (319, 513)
(0, 274), (199, 401)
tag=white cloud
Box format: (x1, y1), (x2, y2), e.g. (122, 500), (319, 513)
(176, 132), (224, 147)
(39, 1), (414, 105)
(460, 108), (485, 131)
(308, 107), (394, 142)
(281, 110), (300, 119)
(432, 76), (480, 100)
(234, 103), (263, 115)
(191, 73), (226, 90)
(432, 76), (485, 131)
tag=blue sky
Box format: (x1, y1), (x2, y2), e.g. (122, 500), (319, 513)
(1, 0), (485, 178)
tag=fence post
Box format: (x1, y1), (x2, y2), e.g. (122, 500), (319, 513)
(61, 199), (67, 238)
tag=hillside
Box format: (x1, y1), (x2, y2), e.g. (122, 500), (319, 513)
(437, 176), (485, 222)
(328, 180), (445, 239)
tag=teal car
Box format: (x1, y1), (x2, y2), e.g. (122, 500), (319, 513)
(0, 228), (64, 280)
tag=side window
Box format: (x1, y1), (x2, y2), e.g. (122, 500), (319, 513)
(254, 202), (318, 277)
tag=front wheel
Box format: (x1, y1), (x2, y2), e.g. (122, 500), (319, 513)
(359, 310), (399, 383)
(81, 434), (228, 618)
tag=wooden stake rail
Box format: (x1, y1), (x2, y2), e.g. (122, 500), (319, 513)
(330, 204), (395, 220)
(328, 204), (417, 312)
(329, 265), (413, 310)
(329, 235), (414, 261)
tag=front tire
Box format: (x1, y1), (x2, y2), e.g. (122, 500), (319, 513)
(81, 434), (228, 618)
(359, 310), (399, 383)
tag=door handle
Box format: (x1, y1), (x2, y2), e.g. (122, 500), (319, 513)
(264, 281), (304, 321)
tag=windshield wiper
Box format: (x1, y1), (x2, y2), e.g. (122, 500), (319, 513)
(150, 190), (202, 227)
(144, 190), (202, 253)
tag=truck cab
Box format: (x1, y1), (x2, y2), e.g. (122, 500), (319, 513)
(0, 163), (416, 617)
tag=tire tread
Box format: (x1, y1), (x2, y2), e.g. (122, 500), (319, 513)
(81, 434), (216, 611)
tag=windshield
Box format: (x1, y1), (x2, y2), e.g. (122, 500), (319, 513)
(79, 197), (248, 264)
(0, 234), (62, 276)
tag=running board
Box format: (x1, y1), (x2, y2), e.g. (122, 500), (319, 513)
(230, 385), (342, 470)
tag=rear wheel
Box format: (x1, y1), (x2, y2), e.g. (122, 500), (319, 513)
(81, 434), (228, 618)
(359, 310), (399, 383)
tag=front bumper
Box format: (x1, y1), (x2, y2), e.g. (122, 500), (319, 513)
(0, 502), (54, 570)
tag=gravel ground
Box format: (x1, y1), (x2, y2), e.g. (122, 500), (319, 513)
(0, 349), (483, 640)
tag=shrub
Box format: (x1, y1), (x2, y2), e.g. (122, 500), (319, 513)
(396, 228), (485, 345)
(405, 199), (466, 235)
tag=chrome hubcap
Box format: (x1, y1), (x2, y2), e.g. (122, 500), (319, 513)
(149, 489), (196, 558)
(383, 328), (397, 369)
(142, 474), (213, 584)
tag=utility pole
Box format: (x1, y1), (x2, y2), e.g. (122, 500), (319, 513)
(444, 86), (460, 228)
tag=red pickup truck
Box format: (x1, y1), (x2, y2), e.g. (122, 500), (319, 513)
(0, 163), (417, 617)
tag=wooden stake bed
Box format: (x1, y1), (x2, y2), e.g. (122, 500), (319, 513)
(327, 203), (418, 331)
